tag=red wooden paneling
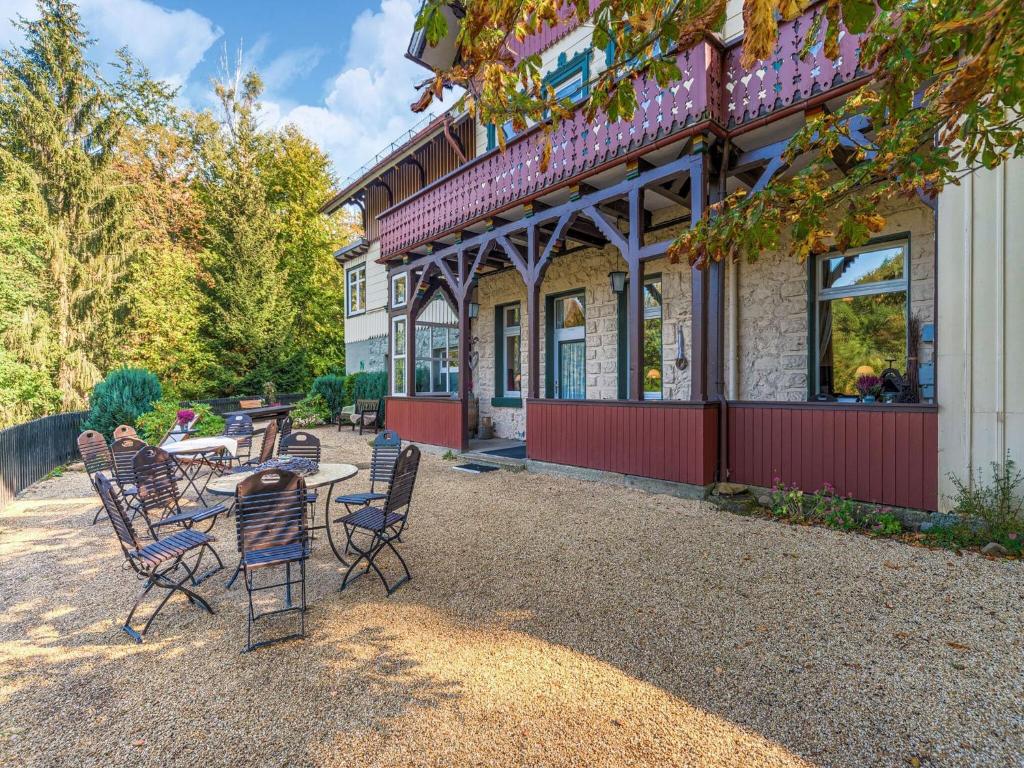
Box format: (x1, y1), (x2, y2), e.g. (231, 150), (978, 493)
(526, 400), (719, 487)
(726, 402), (939, 511)
(385, 397), (464, 450)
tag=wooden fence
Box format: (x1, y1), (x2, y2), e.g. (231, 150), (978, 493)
(0, 411), (87, 510)
(0, 393), (305, 510)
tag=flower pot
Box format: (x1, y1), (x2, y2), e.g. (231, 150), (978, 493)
(861, 395), (877, 403)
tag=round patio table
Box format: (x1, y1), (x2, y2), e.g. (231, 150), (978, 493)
(163, 436), (239, 504)
(209, 463), (360, 585)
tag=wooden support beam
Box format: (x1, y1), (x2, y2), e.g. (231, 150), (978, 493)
(690, 148), (708, 402)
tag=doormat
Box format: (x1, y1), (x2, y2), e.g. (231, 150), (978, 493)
(453, 463), (500, 474)
(481, 445), (527, 459)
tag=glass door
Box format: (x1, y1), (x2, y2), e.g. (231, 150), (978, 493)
(553, 293), (586, 399)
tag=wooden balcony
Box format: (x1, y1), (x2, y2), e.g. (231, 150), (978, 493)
(378, 5), (867, 258)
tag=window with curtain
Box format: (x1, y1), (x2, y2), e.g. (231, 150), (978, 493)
(815, 242), (909, 397)
(415, 325), (459, 394)
(391, 272), (407, 308)
(553, 293), (585, 399)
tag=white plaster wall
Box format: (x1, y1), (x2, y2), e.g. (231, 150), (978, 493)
(344, 242), (390, 345)
(937, 158), (1024, 511)
(724, 0), (744, 41)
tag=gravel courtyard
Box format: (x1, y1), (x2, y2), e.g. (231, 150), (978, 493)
(0, 426), (1021, 767)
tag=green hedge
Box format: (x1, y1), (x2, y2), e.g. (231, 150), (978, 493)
(310, 374), (347, 416)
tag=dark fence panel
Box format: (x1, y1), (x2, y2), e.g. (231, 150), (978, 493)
(0, 393), (306, 509)
(0, 411), (87, 510)
(183, 392), (304, 416)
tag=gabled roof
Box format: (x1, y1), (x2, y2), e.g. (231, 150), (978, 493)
(333, 237), (370, 265)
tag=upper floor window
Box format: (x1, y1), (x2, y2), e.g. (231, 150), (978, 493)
(487, 49), (592, 150)
(347, 264), (366, 316)
(392, 272), (407, 309)
(813, 241), (909, 398)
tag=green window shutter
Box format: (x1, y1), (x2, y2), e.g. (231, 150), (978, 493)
(545, 293), (555, 398)
(494, 304), (505, 397)
(486, 124), (497, 151)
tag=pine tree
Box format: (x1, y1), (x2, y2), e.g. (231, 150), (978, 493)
(0, 0), (132, 409)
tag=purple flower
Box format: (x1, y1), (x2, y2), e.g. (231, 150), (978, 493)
(855, 374), (882, 397)
(176, 408), (196, 427)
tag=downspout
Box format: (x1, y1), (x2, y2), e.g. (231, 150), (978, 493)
(718, 137), (732, 482)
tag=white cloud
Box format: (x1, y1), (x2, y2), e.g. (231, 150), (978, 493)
(271, 0), (452, 182)
(0, 0), (220, 88)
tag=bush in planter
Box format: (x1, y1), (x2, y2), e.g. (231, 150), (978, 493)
(291, 394), (331, 428)
(82, 368), (162, 439)
(136, 400), (224, 444)
(310, 374), (347, 417)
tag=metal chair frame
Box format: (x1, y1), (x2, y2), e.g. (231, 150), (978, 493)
(132, 446), (227, 586)
(329, 431), (402, 562)
(337, 445), (420, 596)
(234, 469), (311, 652)
(95, 473), (216, 643)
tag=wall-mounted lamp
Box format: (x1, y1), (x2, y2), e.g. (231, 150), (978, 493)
(608, 271), (627, 294)
(467, 302), (480, 319)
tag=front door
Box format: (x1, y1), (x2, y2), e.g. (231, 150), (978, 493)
(553, 293), (586, 399)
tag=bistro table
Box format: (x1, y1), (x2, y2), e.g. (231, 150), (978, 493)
(208, 462), (359, 587)
(163, 436), (238, 504)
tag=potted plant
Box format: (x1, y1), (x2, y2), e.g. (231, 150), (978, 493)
(856, 374), (882, 403)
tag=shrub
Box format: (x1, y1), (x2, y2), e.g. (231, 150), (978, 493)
(869, 512), (903, 537)
(136, 400), (224, 444)
(310, 374), (347, 416)
(946, 454), (1024, 550)
(350, 371), (387, 402)
(811, 484), (862, 531)
(770, 479), (806, 522)
(82, 368), (162, 439)
(291, 394), (331, 428)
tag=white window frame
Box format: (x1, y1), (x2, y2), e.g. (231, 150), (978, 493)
(391, 316), (407, 396)
(415, 323), (460, 395)
(642, 278), (663, 401)
(346, 263), (366, 317)
(503, 304), (522, 398)
(391, 272), (408, 309)
(553, 292), (586, 400)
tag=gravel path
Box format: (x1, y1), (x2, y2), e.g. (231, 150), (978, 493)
(1, 427), (1021, 767)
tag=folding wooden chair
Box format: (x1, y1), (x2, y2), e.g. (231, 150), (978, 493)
(330, 431), (401, 561)
(133, 446), (229, 549)
(113, 424), (138, 440)
(336, 445), (420, 595)
(95, 473), (216, 643)
(276, 415), (292, 451)
(279, 431), (321, 462)
(223, 414), (254, 463)
(234, 469), (311, 651)
(110, 436), (147, 513)
(78, 430), (114, 524)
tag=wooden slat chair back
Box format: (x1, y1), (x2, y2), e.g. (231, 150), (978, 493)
(234, 469), (311, 651)
(133, 446), (228, 539)
(113, 424), (138, 440)
(277, 415), (292, 447)
(352, 398), (381, 435)
(337, 445), (420, 595)
(79, 430), (115, 525)
(223, 414), (254, 461)
(254, 418), (279, 465)
(94, 472), (216, 643)
(369, 431), (402, 488)
(239, 399), (264, 409)
(279, 431), (321, 463)
(110, 437), (147, 491)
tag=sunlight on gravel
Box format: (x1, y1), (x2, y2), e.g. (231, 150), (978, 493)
(1, 427), (1021, 767)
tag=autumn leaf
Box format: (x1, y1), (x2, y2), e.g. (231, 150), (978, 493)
(539, 135), (552, 172)
(741, 0), (777, 67)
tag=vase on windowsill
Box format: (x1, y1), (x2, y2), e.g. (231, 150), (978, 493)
(861, 395), (877, 404)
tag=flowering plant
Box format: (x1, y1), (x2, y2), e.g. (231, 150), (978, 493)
(176, 408), (196, 427)
(855, 374), (882, 399)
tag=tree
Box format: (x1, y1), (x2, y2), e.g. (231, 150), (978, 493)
(0, 0), (133, 409)
(413, 0), (1023, 264)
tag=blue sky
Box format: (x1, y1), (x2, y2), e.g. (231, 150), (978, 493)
(0, 0), (435, 182)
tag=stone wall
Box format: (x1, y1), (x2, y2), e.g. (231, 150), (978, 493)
(345, 335), (388, 376)
(730, 197), (935, 401)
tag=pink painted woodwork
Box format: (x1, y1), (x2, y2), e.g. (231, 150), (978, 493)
(726, 402), (939, 511)
(527, 400), (719, 487)
(379, 4), (866, 258)
(385, 397), (464, 450)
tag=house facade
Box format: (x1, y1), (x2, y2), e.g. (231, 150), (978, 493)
(325, 0), (1024, 513)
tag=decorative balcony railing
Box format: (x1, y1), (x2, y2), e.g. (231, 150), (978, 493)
(378, 5), (866, 258)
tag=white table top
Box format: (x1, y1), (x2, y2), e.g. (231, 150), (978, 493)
(205, 462), (359, 496)
(163, 436), (238, 456)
